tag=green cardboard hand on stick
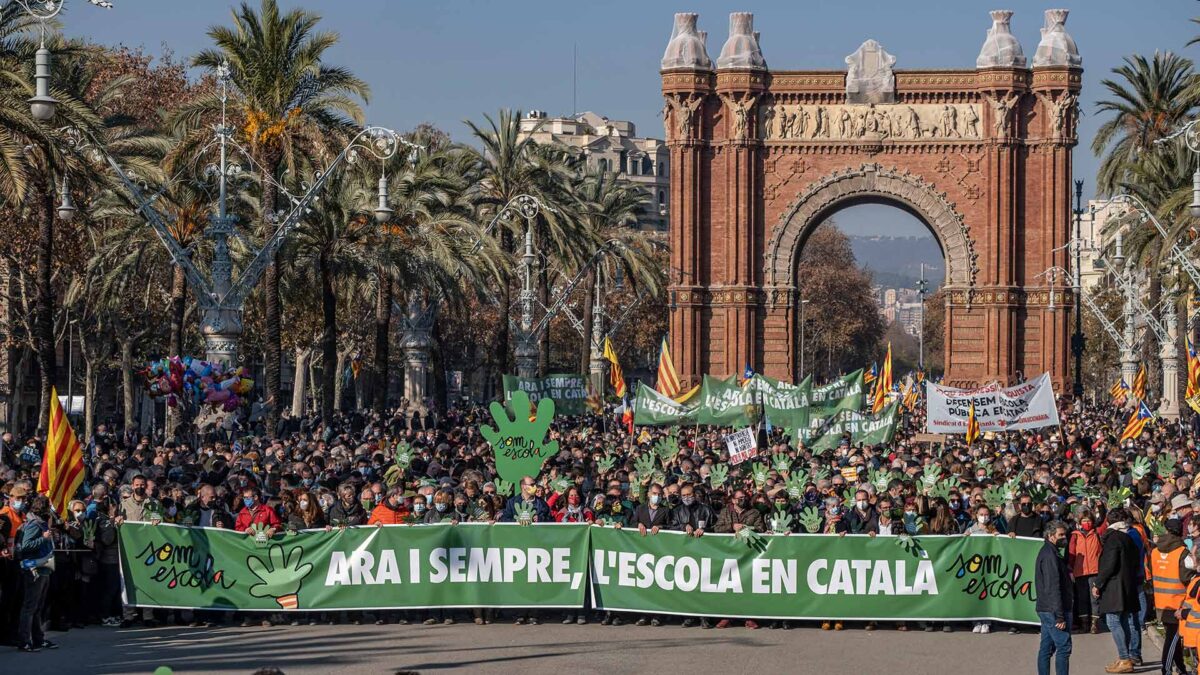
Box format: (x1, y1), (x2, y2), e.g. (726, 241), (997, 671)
(481, 390), (559, 484)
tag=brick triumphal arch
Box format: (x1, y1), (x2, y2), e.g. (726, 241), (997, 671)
(661, 10), (1081, 388)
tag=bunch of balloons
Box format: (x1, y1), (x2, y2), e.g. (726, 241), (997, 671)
(142, 356), (254, 411)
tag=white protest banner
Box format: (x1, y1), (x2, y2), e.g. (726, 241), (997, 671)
(925, 373), (1060, 434)
(725, 427), (757, 465)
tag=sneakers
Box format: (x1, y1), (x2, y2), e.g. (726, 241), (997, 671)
(834, 621), (844, 631)
(576, 616), (587, 625)
(715, 619), (731, 629)
(864, 621), (877, 631)
(979, 624), (991, 634)
(425, 618), (439, 625)
(745, 620), (759, 629)
(443, 618), (455, 626)
(600, 615), (612, 626)
(700, 619), (713, 629)
(39, 641), (57, 650)
(681, 618), (696, 628)
(635, 618), (649, 626)
(474, 617), (485, 625)
(650, 618), (661, 627)
(1104, 659), (1134, 673)
(562, 615), (575, 625)
(16, 642), (40, 653)
(102, 617), (121, 627)
(821, 621), (831, 630)
(972, 624), (982, 633)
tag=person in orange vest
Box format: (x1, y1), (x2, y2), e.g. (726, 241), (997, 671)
(1152, 518), (1194, 674)
(0, 485), (29, 646)
(1178, 572), (1200, 674)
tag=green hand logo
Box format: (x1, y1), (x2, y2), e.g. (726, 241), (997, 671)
(633, 453), (657, 481)
(493, 478), (515, 497)
(784, 472), (807, 500)
(921, 465), (942, 494)
(751, 462), (769, 489)
(982, 486), (1006, 512)
(1159, 454), (1177, 478)
(482, 390), (558, 483)
(653, 433), (679, 464)
(869, 467), (890, 494)
(769, 509), (794, 534)
(393, 442), (414, 470)
(513, 501), (536, 526)
(812, 467), (830, 484)
(797, 506), (822, 533)
(929, 476), (959, 502)
(771, 454), (791, 475)
(708, 464), (729, 489)
(1130, 456), (1152, 481)
(550, 476), (571, 494)
(597, 454), (617, 474)
(246, 544), (314, 610)
(735, 525), (767, 552)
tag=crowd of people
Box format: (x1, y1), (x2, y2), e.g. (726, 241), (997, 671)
(0, 396), (1198, 673)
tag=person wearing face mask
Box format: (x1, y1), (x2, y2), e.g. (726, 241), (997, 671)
(500, 476), (551, 524)
(1009, 493), (1045, 538)
(712, 490), (765, 630)
(629, 483), (672, 627)
(234, 487), (281, 538)
(327, 482), (368, 527)
(287, 489), (329, 531)
(550, 487), (593, 524)
(1068, 509), (1102, 635)
(845, 489), (877, 534)
(115, 474), (152, 525)
(0, 485), (29, 645)
(423, 491), (457, 524)
(1034, 521), (1074, 675)
(1152, 518), (1193, 674)
(964, 505), (1000, 634)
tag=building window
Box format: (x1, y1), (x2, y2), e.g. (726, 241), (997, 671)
(641, 156), (652, 175)
(598, 158), (609, 172)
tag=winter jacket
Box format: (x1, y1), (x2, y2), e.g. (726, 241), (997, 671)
(714, 505), (764, 533)
(1069, 528), (1102, 577)
(1095, 528), (1143, 615)
(1035, 540), (1074, 622)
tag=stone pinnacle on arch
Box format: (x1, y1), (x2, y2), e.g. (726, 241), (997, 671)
(661, 12), (714, 71)
(717, 12), (766, 70)
(1032, 8), (1082, 68)
(976, 9), (1026, 68)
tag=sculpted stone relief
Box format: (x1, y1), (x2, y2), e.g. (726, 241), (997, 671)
(759, 102), (981, 141)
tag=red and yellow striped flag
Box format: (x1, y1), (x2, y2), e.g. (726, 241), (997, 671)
(655, 337), (681, 398)
(1119, 401), (1154, 443)
(1131, 364), (1146, 403)
(871, 343), (892, 414)
(1187, 333), (1200, 404)
(38, 387), (85, 519)
(965, 401), (980, 446)
(602, 337), (627, 399)
(1109, 377), (1130, 406)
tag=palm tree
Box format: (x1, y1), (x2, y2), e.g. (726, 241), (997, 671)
(185, 0), (369, 430)
(569, 169), (660, 376)
(285, 168), (373, 420)
(1092, 52), (1197, 195)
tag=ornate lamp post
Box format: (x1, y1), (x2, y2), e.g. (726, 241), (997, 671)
(15, 0), (114, 122)
(1071, 180), (1086, 401)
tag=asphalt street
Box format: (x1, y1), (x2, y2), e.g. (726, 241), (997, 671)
(5, 619), (1152, 674)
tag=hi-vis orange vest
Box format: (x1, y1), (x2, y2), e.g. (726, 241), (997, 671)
(1181, 576), (1200, 650)
(1153, 546), (1188, 611)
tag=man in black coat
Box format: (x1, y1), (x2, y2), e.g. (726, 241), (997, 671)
(1092, 508), (1142, 674)
(1035, 520), (1072, 675)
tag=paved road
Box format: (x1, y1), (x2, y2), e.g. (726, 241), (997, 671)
(6, 619), (1155, 674)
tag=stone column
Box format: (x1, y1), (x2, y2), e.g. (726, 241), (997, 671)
(201, 306), (242, 366)
(513, 331), (538, 380)
(1161, 294), (1181, 419)
(588, 274), (607, 395)
(399, 297), (436, 404)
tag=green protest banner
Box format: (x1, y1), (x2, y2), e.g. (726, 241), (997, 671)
(752, 374), (811, 425)
(588, 528), (1040, 624)
(502, 373), (587, 415)
(696, 375), (760, 426)
(118, 522), (589, 611)
(810, 368), (865, 415)
(121, 522), (1039, 623)
(806, 401), (902, 452)
(482, 389), (558, 483)
(634, 382), (699, 426)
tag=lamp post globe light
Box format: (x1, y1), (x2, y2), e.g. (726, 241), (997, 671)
(14, 0), (113, 120)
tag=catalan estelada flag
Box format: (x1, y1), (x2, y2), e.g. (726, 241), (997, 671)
(965, 401), (980, 446)
(38, 387), (85, 519)
(1119, 401), (1154, 443)
(655, 337), (681, 398)
(1109, 377), (1130, 406)
(871, 343), (892, 414)
(1187, 333), (1200, 408)
(864, 362), (878, 385)
(602, 337), (627, 399)
(1131, 364), (1146, 403)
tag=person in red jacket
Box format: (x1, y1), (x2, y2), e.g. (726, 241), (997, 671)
(548, 486), (594, 523)
(235, 486), (281, 535)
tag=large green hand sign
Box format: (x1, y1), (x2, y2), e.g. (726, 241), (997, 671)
(481, 390), (559, 483)
(246, 544), (313, 610)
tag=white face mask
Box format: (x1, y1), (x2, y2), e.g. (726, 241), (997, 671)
(977, 514), (990, 524)
(856, 500), (868, 511)
(298, 500), (309, 510)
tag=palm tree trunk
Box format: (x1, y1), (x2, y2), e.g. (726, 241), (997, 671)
(169, 263), (187, 355)
(83, 356), (96, 442)
(260, 156), (282, 433)
(579, 269), (595, 376)
(319, 252), (337, 420)
(34, 180), (56, 433)
(373, 274), (391, 413)
(291, 346), (310, 417)
(121, 338), (136, 436)
(538, 263), (550, 376)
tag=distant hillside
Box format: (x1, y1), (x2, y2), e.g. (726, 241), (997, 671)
(849, 235), (944, 288)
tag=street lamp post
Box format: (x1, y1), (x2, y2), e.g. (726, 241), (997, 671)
(916, 263), (928, 372)
(798, 298), (809, 382)
(1071, 180), (1086, 401)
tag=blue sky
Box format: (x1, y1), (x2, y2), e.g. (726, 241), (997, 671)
(62, 0), (1197, 243)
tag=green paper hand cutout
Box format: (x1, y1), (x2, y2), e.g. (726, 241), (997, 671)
(709, 464), (729, 489)
(494, 478), (515, 497)
(481, 390), (558, 483)
(634, 453), (658, 481)
(771, 454), (791, 475)
(769, 509), (793, 534)
(785, 471), (807, 500)
(1159, 454), (1177, 478)
(597, 454), (617, 473)
(798, 506), (822, 533)
(1130, 456), (1152, 481)
(247, 544), (313, 610)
